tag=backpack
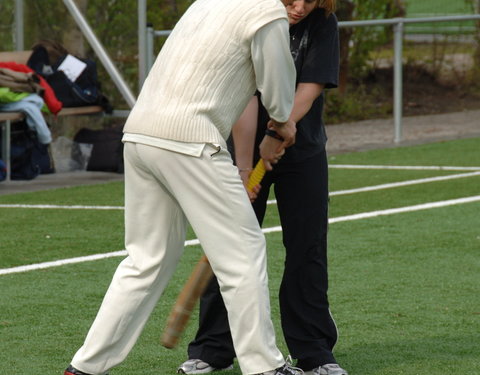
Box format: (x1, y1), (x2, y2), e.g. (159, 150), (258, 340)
(27, 40), (112, 112)
(27, 40), (68, 73)
(32, 139), (55, 174)
(46, 56), (100, 107)
(73, 127), (124, 173)
(9, 121), (41, 180)
(9, 120), (55, 180)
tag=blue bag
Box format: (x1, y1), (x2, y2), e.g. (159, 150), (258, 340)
(0, 159), (6, 181)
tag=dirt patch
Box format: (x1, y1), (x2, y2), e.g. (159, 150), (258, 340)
(324, 61), (480, 153)
(364, 64), (480, 117)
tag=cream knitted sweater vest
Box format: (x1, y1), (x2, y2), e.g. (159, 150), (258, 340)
(124, 0), (288, 144)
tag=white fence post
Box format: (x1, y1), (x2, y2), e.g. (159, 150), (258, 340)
(393, 20), (404, 143)
(146, 25), (155, 73)
(138, 0), (148, 90)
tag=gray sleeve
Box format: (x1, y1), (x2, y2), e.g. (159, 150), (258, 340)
(251, 19), (295, 123)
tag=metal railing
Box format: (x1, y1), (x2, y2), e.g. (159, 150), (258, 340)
(146, 14), (480, 143)
(9, 2), (480, 141)
(340, 15), (480, 142)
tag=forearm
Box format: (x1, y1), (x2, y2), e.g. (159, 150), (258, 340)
(289, 82), (325, 123)
(232, 96), (259, 170)
(266, 83), (324, 148)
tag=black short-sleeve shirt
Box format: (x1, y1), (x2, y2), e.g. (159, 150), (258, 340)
(256, 8), (339, 163)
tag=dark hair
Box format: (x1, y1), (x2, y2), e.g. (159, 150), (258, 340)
(317, 0), (336, 16)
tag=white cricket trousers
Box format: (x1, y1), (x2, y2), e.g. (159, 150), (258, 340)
(71, 142), (284, 375)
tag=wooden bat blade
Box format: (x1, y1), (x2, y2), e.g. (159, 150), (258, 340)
(161, 255), (213, 348)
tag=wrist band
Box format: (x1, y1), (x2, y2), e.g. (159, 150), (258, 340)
(265, 128), (285, 141)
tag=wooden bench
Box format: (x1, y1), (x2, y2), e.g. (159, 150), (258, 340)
(0, 50), (105, 181)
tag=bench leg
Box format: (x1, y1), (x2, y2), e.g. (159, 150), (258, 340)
(1, 120), (11, 182)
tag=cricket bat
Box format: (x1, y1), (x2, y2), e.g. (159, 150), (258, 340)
(160, 159), (266, 349)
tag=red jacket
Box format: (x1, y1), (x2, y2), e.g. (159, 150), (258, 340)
(0, 61), (62, 115)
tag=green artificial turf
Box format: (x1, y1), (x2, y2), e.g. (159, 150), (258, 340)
(1, 137), (479, 374)
(327, 138), (480, 167)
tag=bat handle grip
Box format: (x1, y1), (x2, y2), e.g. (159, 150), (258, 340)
(247, 159), (266, 192)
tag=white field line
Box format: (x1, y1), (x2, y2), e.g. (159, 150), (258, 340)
(330, 171), (480, 197)
(266, 171), (480, 205)
(3, 171), (480, 211)
(0, 239), (199, 276)
(0, 204), (124, 210)
(329, 164), (480, 171)
(1, 195), (479, 276)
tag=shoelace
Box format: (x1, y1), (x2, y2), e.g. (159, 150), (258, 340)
(281, 356), (304, 375)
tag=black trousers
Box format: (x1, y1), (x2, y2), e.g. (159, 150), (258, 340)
(187, 150), (338, 370)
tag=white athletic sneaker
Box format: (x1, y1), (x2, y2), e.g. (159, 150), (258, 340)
(261, 363), (304, 375)
(177, 359), (234, 374)
(309, 363), (348, 375)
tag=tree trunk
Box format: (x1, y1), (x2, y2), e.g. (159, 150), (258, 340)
(167, 0), (178, 15)
(337, 0), (355, 95)
(476, 0), (480, 65)
(63, 0), (88, 57)
(393, 0), (406, 17)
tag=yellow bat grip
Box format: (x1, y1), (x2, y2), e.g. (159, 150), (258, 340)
(247, 159), (266, 192)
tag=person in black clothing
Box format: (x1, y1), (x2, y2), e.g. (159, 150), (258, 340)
(178, 1), (347, 375)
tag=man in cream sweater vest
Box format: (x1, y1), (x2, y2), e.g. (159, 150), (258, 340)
(64, 1), (299, 375)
